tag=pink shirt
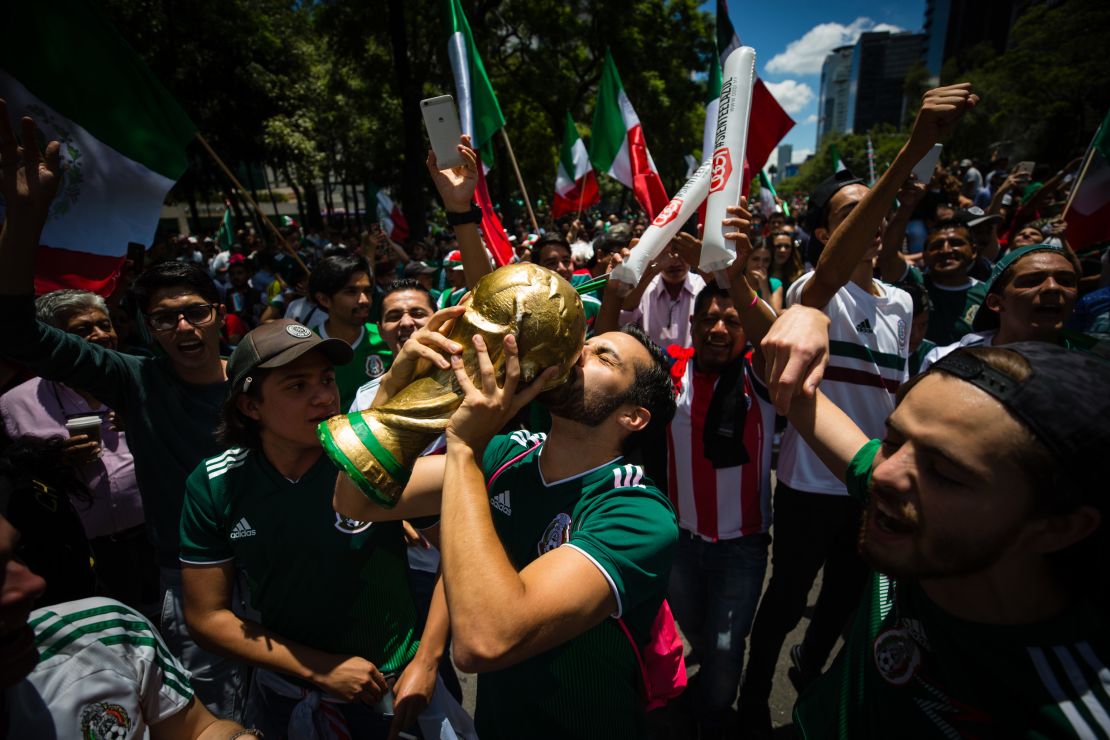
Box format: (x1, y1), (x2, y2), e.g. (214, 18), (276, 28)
(1, 378), (144, 539)
(621, 271), (706, 349)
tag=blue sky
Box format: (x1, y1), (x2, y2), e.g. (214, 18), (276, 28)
(709, 0), (926, 164)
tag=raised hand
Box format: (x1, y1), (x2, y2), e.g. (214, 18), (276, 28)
(446, 334), (557, 453)
(0, 99), (63, 226)
(426, 133), (479, 213)
(908, 84), (979, 154)
(896, 175), (928, 211)
(374, 305), (466, 407)
(722, 197), (755, 283)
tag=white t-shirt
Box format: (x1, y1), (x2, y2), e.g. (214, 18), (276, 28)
(351, 377), (444, 574)
(6, 597), (194, 738)
(778, 272), (913, 495)
(284, 296), (327, 330)
(921, 330), (996, 372)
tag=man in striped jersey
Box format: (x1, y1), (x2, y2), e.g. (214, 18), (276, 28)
(759, 307), (1110, 738)
(740, 84), (978, 735)
(0, 514), (253, 738)
(334, 323), (679, 739)
(661, 204), (780, 738)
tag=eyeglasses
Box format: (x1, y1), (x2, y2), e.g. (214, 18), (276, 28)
(146, 304), (218, 333)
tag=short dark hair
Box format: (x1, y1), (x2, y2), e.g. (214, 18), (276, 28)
(131, 262), (220, 313)
(693, 284), (732, 318)
(308, 254), (371, 300)
(616, 324), (676, 453)
(381, 278), (436, 314)
(215, 369), (270, 451)
(535, 237), (571, 261)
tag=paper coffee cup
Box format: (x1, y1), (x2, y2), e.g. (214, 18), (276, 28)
(65, 415), (103, 444)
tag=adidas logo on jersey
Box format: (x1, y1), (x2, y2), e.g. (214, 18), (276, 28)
(229, 517), (257, 539)
(855, 318), (874, 335)
(491, 491), (512, 516)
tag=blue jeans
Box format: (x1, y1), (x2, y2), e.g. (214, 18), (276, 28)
(666, 530), (770, 725)
(159, 566), (248, 721)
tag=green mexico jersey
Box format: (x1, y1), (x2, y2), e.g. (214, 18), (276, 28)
(437, 286), (467, 309)
(794, 440), (1110, 739)
(475, 430), (678, 740)
(179, 449), (418, 674)
(317, 323), (393, 412)
(899, 267), (983, 345)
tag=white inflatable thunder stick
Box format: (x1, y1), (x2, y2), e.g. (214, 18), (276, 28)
(700, 46), (757, 283)
(608, 159), (712, 294)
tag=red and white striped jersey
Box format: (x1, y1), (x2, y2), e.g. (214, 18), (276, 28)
(665, 352), (775, 541)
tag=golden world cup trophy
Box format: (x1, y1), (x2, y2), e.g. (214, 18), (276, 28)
(317, 262), (587, 508)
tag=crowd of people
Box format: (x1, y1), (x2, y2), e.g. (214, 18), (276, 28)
(1, 80), (1108, 740)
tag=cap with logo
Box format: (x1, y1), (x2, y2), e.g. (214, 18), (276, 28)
(957, 206), (1003, 229)
(227, 319), (354, 393)
(443, 249), (465, 271)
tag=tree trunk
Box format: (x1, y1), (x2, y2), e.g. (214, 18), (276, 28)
(282, 164), (306, 226)
(303, 181), (324, 231)
(263, 166), (281, 219)
(387, 0), (427, 242)
(185, 176), (201, 235)
(340, 177), (351, 231)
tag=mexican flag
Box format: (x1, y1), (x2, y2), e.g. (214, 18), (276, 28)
(551, 111), (599, 219)
(705, 0), (794, 184)
(443, 0), (513, 266)
(757, 170), (788, 218)
(1066, 108), (1110, 251)
(369, 184), (410, 243)
(0, 0), (196, 297)
(588, 49), (669, 218)
(831, 144), (849, 174)
(217, 206), (234, 250)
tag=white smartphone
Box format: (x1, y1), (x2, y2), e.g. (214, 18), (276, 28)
(912, 143), (943, 182)
(421, 95), (464, 170)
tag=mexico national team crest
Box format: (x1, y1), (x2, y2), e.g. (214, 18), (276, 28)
(79, 702), (132, 740)
(366, 355), (386, 379)
(872, 625), (921, 686)
(537, 512), (573, 556)
(334, 512), (373, 534)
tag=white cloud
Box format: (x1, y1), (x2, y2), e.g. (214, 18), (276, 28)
(803, 113), (818, 125)
(761, 80), (815, 115)
(765, 17), (904, 75)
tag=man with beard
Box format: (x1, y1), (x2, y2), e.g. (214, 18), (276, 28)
(759, 306), (1110, 738)
(333, 321), (678, 739)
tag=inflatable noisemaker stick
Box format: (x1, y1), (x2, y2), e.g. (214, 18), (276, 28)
(701, 46), (757, 286)
(608, 158), (713, 295)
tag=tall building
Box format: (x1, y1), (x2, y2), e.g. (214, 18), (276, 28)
(775, 144), (793, 184)
(817, 46), (854, 143)
(846, 31), (926, 133)
(923, 0), (1026, 79)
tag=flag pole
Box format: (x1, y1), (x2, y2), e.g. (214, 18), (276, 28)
(195, 133), (310, 276)
(498, 129), (540, 233)
(1062, 123), (1102, 220)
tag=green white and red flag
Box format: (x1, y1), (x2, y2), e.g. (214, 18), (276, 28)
(703, 0), (794, 188)
(1065, 108), (1110, 251)
(588, 50), (669, 218)
(443, 0), (513, 266)
(369, 184), (410, 243)
(217, 205), (234, 250)
(552, 111), (599, 219)
(0, 0), (196, 297)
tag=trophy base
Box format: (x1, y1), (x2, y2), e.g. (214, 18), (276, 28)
(317, 413), (407, 509)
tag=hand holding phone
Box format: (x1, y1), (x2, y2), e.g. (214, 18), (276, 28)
(421, 95), (464, 170)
